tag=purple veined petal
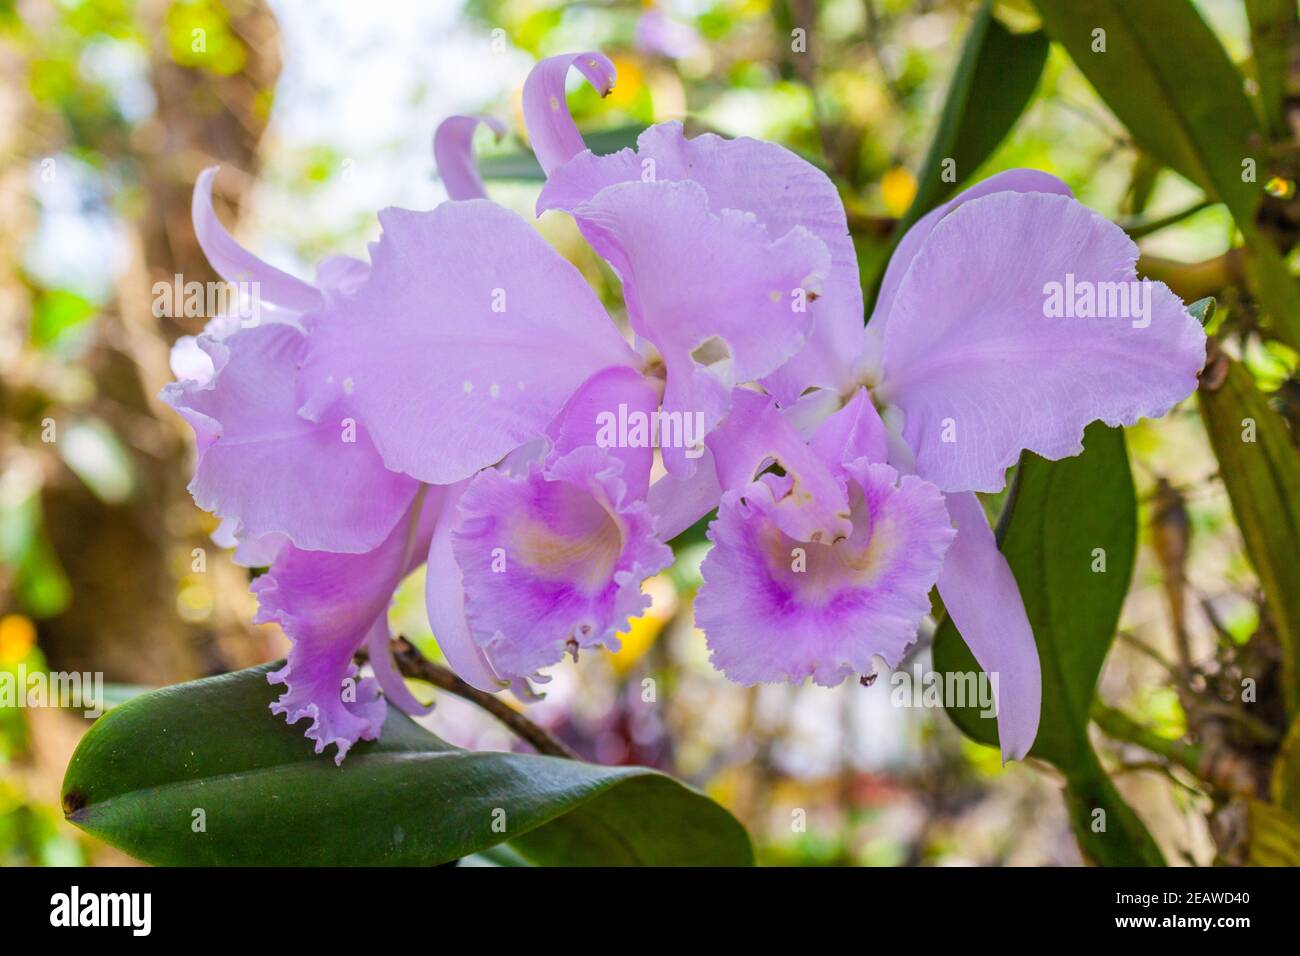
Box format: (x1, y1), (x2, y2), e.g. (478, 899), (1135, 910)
(809, 387), (889, 471)
(878, 190), (1206, 493)
(696, 460), (953, 686)
(871, 169), (1073, 335)
(547, 364), (660, 501)
(521, 51), (617, 176)
(540, 121), (864, 403)
(451, 445), (674, 680)
(425, 480), (508, 692)
(364, 617), (434, 718)
(253, 490), (439, 763)
(193, 167), (323, 314)
(706, 389), (852, 544)
(646, 446), (723, 541)
(314, 254), (370, 295)
(298, 200), (638, 484)
(161, 323), (419, 553)
(433, 115), (507, 201)
(935, 491), (1040, 762)
(570, 179), (830, 474)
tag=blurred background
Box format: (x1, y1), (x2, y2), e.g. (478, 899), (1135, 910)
(1, 0), (1295, 866)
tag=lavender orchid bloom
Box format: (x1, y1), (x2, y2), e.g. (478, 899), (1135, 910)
(514, 53), (1204, 761)
(699, 173), (1206, 760)
(163, 48), (1205, 766)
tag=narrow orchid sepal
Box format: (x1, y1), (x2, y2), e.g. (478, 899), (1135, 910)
(521, 51), (616, 175)
(364, 618), (434, 718)
(935, 491), (1041, 763)
(425, 481), (510, 693)
(433, 115), (507, 202)
(192, 167), (323, 314)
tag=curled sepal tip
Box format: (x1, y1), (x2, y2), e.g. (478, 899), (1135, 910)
(433, 114), (507, 202)
(521, 51), (616, 176)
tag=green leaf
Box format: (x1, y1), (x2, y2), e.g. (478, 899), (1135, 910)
(933, 423), (1165, 865)
(1031, 0), (1300, 351)
(1246, 800), (1300, 866)
(61, 663), (754, 866)
(903, 0), (1049, 229)
(1272, 715), (1300, 818)
(1187, 296), (1216, 327)
(1199, 357), (1300, 717)
(1245, 0), (1299, 141)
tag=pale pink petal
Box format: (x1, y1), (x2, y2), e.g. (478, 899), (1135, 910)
(193, 167), (323, 313)
(298, 200), (638, 484)
(879, 190), (1206, 493)
(433, 115), (507, 201)
(696, 461), (953, 685)
(706, 389), (851, 544)
(521, 51), (617, 175)
(935, 491), (1041, 762)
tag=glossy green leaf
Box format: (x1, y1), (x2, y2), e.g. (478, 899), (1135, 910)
(62, 663), (754, 866)
(933, 423), (1164, 864)
(1199, 357), (1300, 717)
(904, 0), (1049, 230)
(1031, 0), (1300, 350)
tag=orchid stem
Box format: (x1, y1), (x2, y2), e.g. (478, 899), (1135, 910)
(386, 637), (579, 760)
(1091, 702), (1256, 797)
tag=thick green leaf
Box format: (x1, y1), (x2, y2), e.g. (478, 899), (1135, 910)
(1245, 0), (1299, 141)
(1199, 357), (1300, 717)
(933, 423), (1164, 864)
(61, 664), (754, 866)
(1031, 0), (1300, 350)
(903, 0), (1049, 230)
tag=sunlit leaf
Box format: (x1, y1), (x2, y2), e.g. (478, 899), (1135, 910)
(62, 664), (755, 866)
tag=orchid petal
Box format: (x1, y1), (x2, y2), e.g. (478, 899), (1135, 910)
(571, 179), (829, 473)
(298, 200), (638, 484)
(706, 389), (851, 544)
(254, 493), (437, 763)
(880, 190), (1206, 493)
(935, 491), (1041, 762)
(364, 618), (434, 718)
(424, 481), (507, 692)
(646, 447), (723, 541)
(161, 323), (418, 553)
(871, 169), (1073, 334)
(433, 115), (507, 201)
(314, 254), (370, 295)
(547, 364), (660, 500)
(452, 446), (673, 679)
(540, 121), (863, 403)
(809, 387), (889, 471)
(696, 461), (952, 686)
(521, 51), (617, 175)
(193, 167), (323, 314)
